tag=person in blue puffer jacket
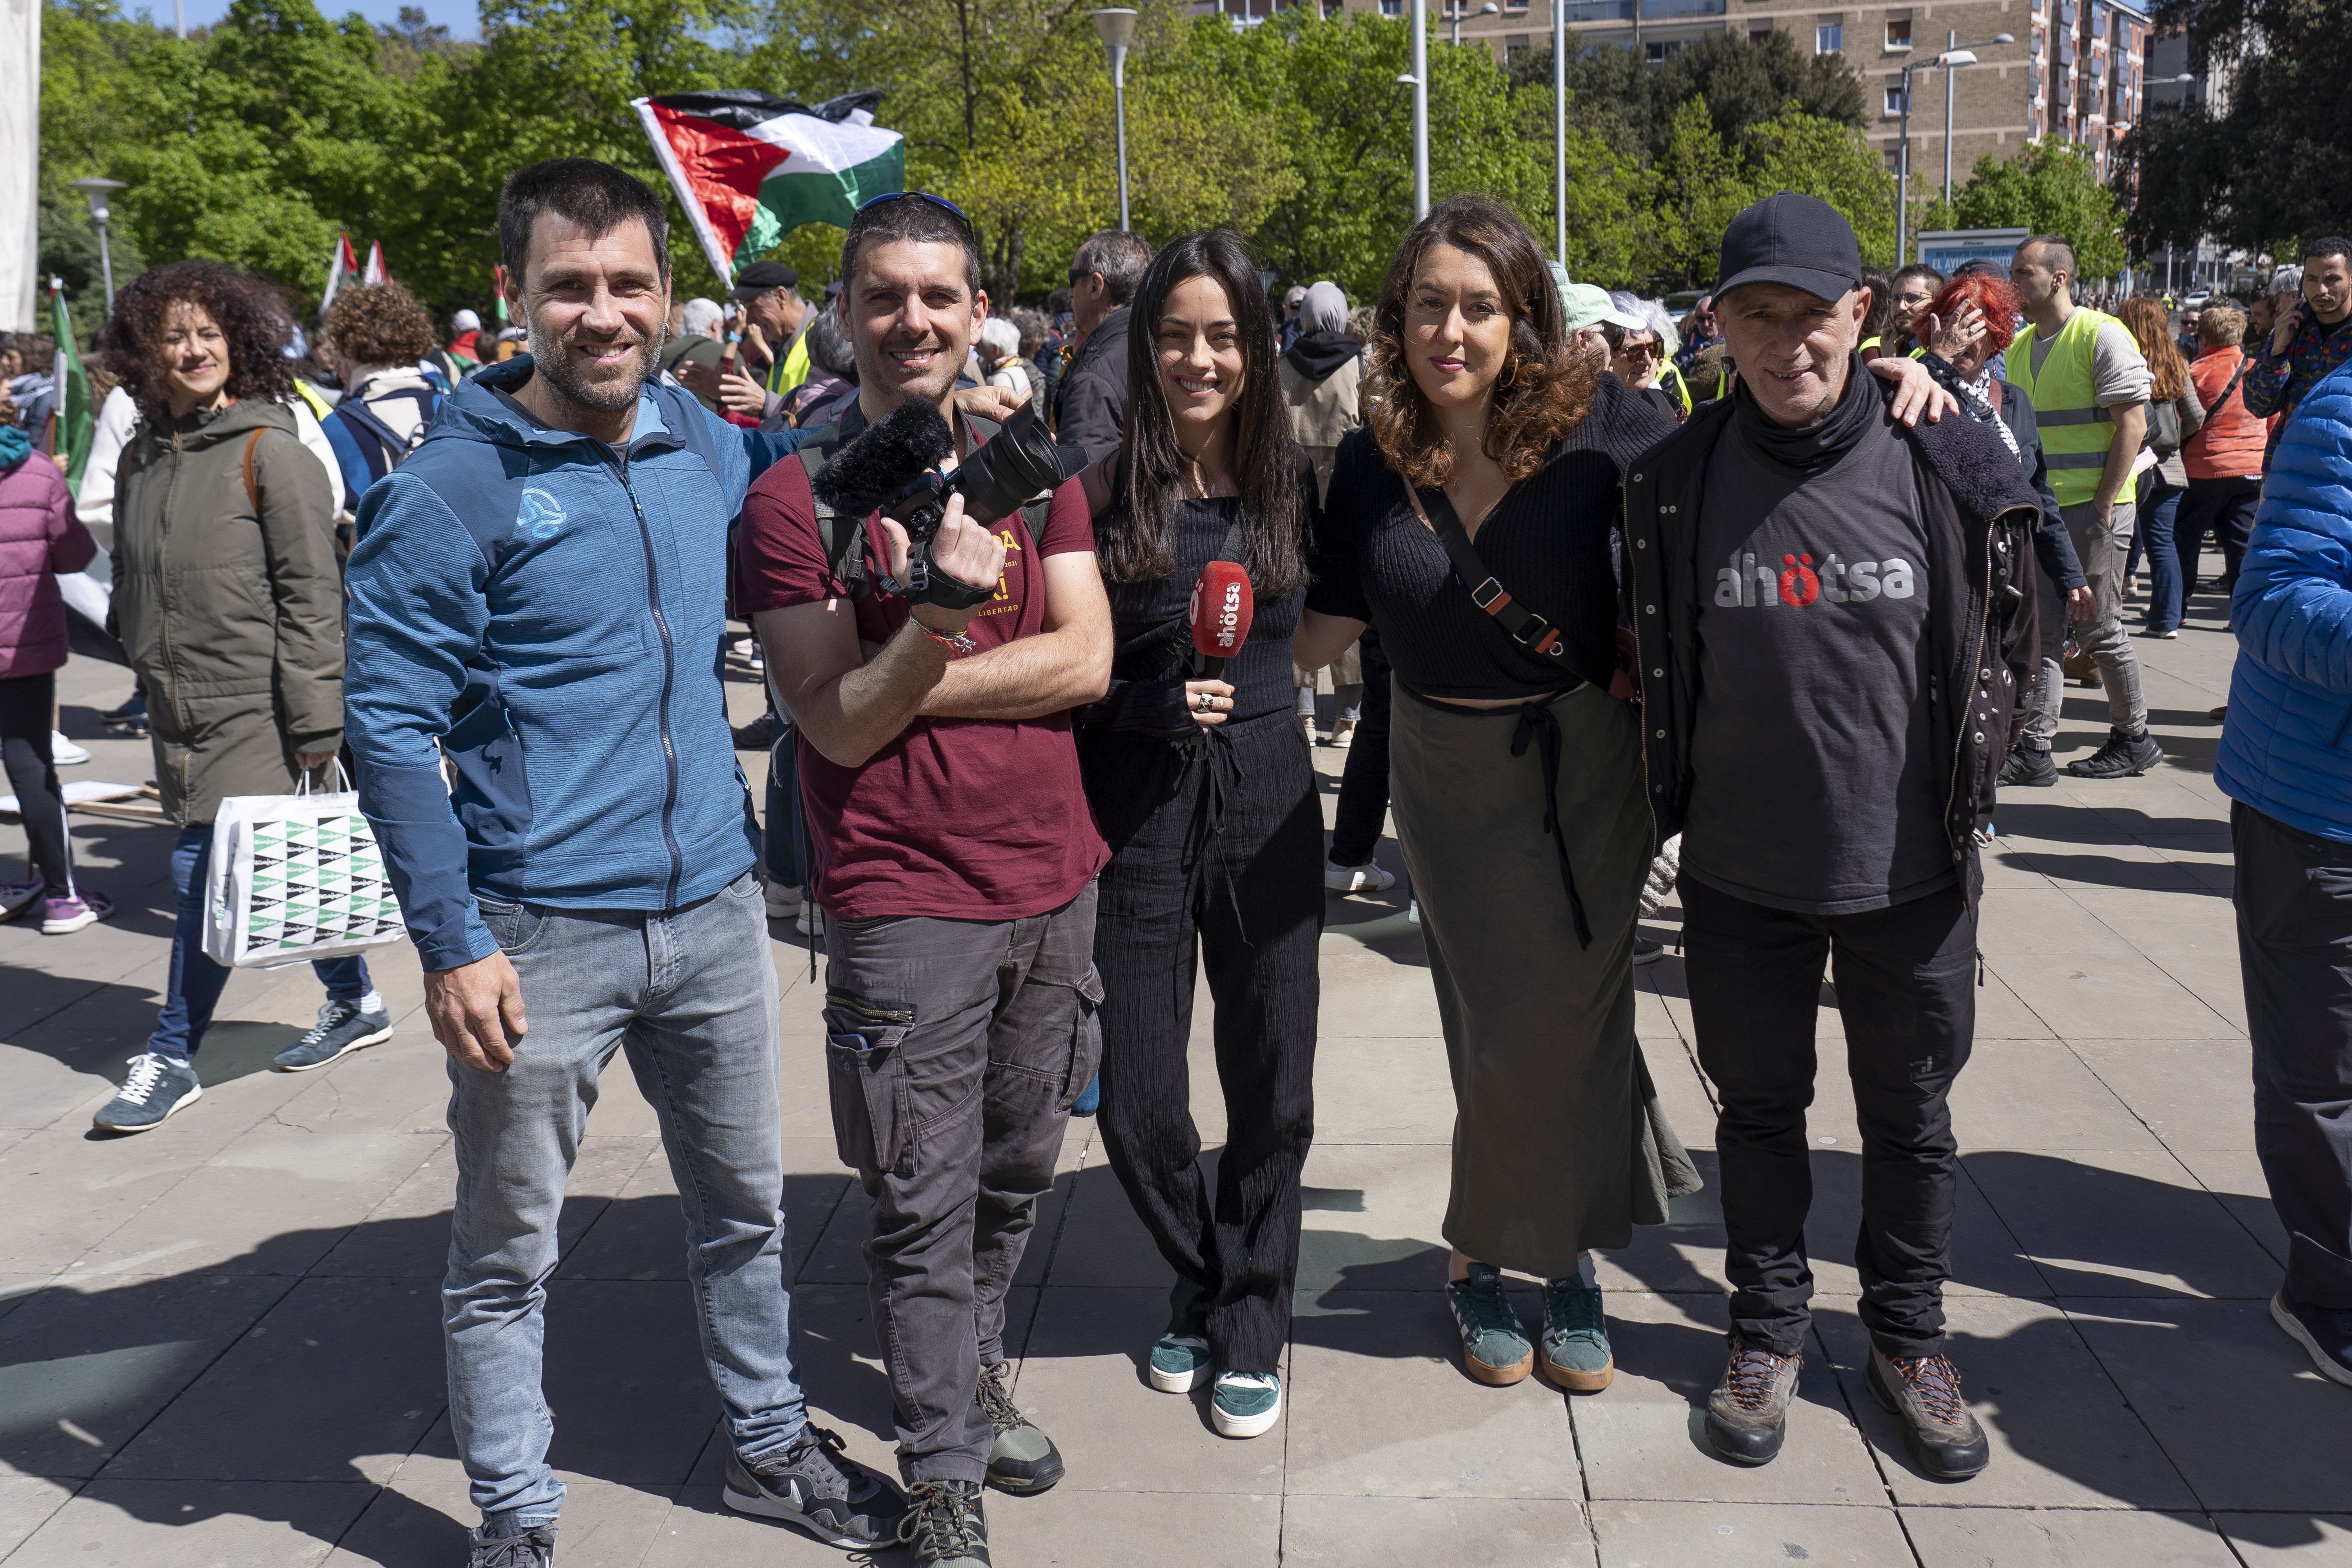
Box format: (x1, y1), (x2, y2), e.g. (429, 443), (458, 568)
(2215, 355), (2352, 1396)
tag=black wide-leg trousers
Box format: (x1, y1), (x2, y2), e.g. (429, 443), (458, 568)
(1082, 707), (1325, 1374)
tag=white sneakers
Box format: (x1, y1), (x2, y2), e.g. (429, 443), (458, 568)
(51, 732), (89, 766)
(1324, 859), (1397, 894)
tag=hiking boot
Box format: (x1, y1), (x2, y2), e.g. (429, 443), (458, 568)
(1149, 1333), (1210, 1394)
(1325, 859), (1396, 894)
(1705, 1335), (1800, 1466)
(1210, 1369), (1283, 1438)
(1445, 1263), (1534, 1386)
(1867, 1349), (1990, 1479)
(1998, 747), (2057, 788)
(41, 890), (111, 934)
(274, 998), (393, 1071)
(92, 1052), (201, 1134)
(2271, 1290), (2352, 1388)
(2064, 727), (2164, 779)
(722, 1422), (907, 1547)
(1539, 1277), (1614, 1392)
(975, 1361), (1062, 1495)
(897, 1480), (989, 1568)
(466, 1518), (554, 1568)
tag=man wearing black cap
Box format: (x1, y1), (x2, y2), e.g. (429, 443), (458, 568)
(1626, 192), (2045, 1481)
(719, 260), (813, 425)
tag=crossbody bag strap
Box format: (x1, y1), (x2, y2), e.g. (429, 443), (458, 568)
(1401, 483), (1574, 668)
(2191, 357), (2254, 445)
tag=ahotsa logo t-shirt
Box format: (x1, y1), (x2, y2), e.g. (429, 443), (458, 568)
(1681, 409), (1958, 915)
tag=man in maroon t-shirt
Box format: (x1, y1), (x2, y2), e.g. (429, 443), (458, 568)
(737, 193), (1110, 1565)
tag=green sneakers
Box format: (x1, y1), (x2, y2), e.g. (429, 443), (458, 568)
(1209, 1370), (1283, 1438)
(1445, 1263), (1535, 1386)
(1539, 1278), (1615, 1392)
(1149, 1333), (1211, 1394)
(975, 1361), (1063, 1495)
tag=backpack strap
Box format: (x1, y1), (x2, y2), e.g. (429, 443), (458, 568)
(333, 394), (433, 482)
(792, 411), (870, 599)
(242, 429), (265, 514)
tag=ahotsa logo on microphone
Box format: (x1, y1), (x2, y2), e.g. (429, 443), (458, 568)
(1191, 571), (1247, 653)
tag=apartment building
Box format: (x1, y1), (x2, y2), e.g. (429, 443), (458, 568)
(1290, 0), (2152, 190)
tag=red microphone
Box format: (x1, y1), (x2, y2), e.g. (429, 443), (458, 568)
(1188, 561), (1254, 680)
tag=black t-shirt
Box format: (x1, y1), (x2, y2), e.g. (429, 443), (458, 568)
(1091, 494), (1308, 731)
(1306, 375), (1674, 699)
(1681, 407), (1957, 915)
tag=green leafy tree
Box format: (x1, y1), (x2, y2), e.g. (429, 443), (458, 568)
(1948, 141), (2127, 280)
(1643, 97), (1753, 290)
(2128, 0), (2350, 256)
(1744, 106), (1898, 269)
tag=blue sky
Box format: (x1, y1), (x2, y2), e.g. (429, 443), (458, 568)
(133, 0), (483, 40)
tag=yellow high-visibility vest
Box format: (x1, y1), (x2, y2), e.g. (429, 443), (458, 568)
(1658, 359), (1693, 417)
(2005, 306), (2123, 508)
(766, 329), (811, 399)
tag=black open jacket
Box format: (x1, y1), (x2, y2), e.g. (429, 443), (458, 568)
(1622, 377), (2044, 911)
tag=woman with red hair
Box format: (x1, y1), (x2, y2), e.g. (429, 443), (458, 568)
(1917, 265), (2096, 790)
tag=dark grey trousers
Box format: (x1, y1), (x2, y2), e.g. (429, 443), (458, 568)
(2233, 802), (2352, 1310)
(821, 883), (1102, 1483)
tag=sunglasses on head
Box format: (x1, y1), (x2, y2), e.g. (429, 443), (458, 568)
(854, 191), (973, 230)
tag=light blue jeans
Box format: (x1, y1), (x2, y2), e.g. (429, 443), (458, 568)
(442, 868), (799, 1524)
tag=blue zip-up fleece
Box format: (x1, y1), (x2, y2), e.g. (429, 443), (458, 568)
(2219, 360), (2352, 844)
(344, 357), (802, 970)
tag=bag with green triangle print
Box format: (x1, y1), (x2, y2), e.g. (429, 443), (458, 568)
(201, 765), (408, 969)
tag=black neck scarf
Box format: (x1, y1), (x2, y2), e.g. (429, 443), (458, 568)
(1731, 352), (1879, 476)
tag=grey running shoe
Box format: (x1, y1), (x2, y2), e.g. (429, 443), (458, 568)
(2272, 1290), (2352, 1387)
(2064, 727), (2164, 778)
(274, 999), (394, 1071)
(976, 1361), (1063, 1495)
(1867, 1348), (1990, 1479)
(898, 1479), (991, 1568)
(1705, 1334), (1800, 1466)
(466, 1519), (553, 1568)
(92, 1052), (201, 1134)
(722, 1422), (907, 1546)
(1539, 1277), (1614, 1392)
(1445, 1263), (1535, 1386)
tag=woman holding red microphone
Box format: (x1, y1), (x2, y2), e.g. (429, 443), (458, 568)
(1076, 229), (1322, 1442)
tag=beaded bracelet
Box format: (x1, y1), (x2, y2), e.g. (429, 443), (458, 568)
(909, 618), (977, 655)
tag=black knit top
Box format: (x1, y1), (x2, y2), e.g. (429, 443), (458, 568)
(1306, 374), (1676, 700)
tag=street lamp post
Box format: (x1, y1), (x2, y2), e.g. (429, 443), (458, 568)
(1092, 9), (1138, 231)
(69, 178), (128, 315)
(1409, 0), (1429, 218)
(1448, 0), (1498, 45)
(1553, 0), (1568, 262)
(1941, 32), (2014, 210)
(1896, 48), (1978, 267)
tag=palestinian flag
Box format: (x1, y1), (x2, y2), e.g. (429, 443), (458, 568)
(632, 89), (905, 285)
(319, 233), (359, 317)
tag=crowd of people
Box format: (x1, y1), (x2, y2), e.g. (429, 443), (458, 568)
(6, 154), (2352, 1568)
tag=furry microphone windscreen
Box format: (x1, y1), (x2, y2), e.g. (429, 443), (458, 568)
(809, 398), (956, 519)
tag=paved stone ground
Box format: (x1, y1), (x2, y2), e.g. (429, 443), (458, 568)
(7, 578), (2352, 1567)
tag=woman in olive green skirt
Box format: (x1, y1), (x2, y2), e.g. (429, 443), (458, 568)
(1293, 197), (1699, 1391)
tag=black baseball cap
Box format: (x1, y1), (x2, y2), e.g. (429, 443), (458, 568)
(1715, 193), (1863, 305)
(731, 261), (800, 299)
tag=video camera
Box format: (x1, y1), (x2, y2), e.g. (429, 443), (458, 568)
(809, 398), (1081, 609)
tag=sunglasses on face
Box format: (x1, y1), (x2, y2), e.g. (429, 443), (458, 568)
(1895, 291), (1935, 306)
(1621, 341), (1662, 360)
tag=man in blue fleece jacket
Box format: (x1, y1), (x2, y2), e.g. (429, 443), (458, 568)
(2217, 356), (2352, 1395)
(342, 159), (906, 1566)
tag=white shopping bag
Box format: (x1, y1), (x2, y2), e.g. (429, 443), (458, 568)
(201, 766), (408, 969)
